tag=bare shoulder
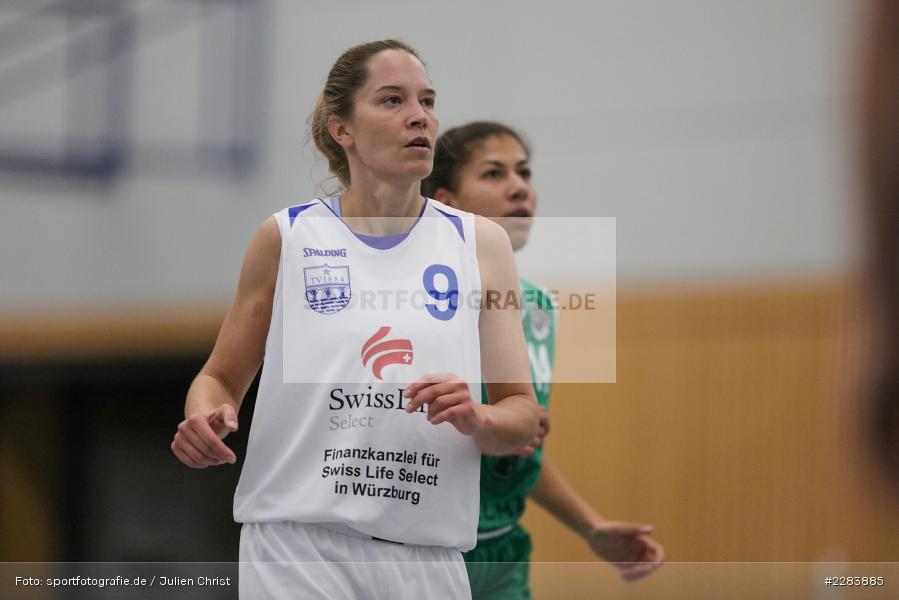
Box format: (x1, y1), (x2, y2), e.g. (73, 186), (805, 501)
(238, 216), (281, 293)
(474, 215), (517, 293)
(474, 215), (514, 260)
(253, 216), (282, 253)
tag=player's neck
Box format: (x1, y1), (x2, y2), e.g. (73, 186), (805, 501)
(340, 181), (424, 236)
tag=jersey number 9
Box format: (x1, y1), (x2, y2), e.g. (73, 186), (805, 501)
(423, 264), (458, 321)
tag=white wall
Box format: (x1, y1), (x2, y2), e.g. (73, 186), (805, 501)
(0, 0), (862, 313)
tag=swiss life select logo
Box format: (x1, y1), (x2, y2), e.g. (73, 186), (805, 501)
(361, 327), (413, 380)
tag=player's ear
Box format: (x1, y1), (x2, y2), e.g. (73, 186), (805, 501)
(327, 115), (353, 149)
(433, 187), (456, 208)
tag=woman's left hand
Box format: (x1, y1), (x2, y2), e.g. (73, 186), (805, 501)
(584, 520), (665, 581)
(404, 373), (487, 436)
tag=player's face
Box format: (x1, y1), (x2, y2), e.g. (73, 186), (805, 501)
(451, 135), (535, 251)
(345, 50), (438, 185)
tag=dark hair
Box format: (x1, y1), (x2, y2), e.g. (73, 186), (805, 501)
(310, 39), (423, 189)
(421, 121), (531, 197)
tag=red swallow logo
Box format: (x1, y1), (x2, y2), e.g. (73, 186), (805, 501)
(361, 326), (413, 380)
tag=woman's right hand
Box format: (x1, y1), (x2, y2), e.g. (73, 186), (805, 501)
(171, 404), (239, 468)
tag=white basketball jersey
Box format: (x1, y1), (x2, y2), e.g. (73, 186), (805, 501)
(234, 198), (482, 551)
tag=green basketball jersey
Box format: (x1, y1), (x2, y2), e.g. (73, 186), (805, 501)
(476, 277), (558, 532)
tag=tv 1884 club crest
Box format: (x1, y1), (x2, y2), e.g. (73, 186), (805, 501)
(303, 264), (351, 314)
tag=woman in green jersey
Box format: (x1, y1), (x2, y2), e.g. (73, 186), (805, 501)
(423, 122), (664, 599)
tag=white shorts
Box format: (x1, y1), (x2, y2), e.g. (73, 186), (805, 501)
(239, 521), (472, 600)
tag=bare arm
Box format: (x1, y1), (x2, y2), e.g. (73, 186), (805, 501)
(531, 454), (664, 581)
(530, 454), (604, 536)
(172, 217), (281, 468)
(474, 216), (539, 454)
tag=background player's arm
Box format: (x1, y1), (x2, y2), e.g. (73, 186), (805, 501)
(531, 455), (665, 580)
(475, 215), (540, 454)
(172, 217), (280, 468)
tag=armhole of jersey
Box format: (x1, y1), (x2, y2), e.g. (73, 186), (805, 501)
(258, 211), (287, 362)
(272, 208), (292, 272)
(273, 209), (289, 243)
(460, 212), (482, 324)
(426, 198), (478, 259)
(463, 212), (477, 257)
(272, 210), (289, 297)
(468, 213), (482, 322)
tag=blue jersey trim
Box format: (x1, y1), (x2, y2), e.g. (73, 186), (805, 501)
(352, 230), (410, 250)
(323, 196), (426, 250)
(431, 205), (465, 242)
(288, 202), (317, 227)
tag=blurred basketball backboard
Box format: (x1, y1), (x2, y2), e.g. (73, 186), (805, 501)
(0, 0), (268, 179)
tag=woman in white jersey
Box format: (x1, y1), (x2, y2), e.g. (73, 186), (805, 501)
(170, 40), (539, 599)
